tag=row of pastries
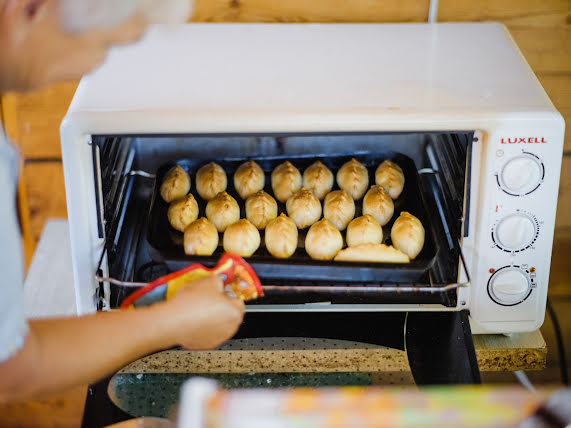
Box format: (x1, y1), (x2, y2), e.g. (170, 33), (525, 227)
(159, 158), (423, 262)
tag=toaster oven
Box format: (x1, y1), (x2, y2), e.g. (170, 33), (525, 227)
(60, 23), (565, 335)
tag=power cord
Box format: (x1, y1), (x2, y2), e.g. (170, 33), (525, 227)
(546, 298), (569, 386)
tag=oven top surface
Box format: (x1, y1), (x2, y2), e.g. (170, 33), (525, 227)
(68, 23), (554, 120)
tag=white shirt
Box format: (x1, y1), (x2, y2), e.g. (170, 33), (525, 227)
(0, 126), (28, 362)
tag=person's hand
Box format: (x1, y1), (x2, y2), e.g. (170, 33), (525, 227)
(160, 275), (245, 350)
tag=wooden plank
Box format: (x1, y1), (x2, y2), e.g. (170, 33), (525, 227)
(537, 74), (571, 152)
(510, 27), (571, 74)
(2, 81), (78, 159)
(0, 385), (86, 428)
(549, 228), (571, 296)
(555, 156), (571, 229)
(192, 0), (429, 23)
(437, 0), (570, 74)
(437, 0), (570, 27)
(23, 162), (67, 243)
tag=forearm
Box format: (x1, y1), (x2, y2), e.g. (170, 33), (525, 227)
(0, 303), (176, 402)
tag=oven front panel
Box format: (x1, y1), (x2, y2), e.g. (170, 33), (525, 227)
(61, 115), (564, 334)
(468, 118), (564, 333)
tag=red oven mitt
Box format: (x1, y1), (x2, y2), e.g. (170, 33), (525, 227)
(120, 253), (263, 309)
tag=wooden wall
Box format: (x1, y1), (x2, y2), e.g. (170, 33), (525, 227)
(1, 0), (569, 283)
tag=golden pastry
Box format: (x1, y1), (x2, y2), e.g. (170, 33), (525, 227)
(167, 194), (199, 232)
(183, 217), (219, 256)
(305, 218), (343, 260)
(302, 160), (334, 200)
(375, 160), (405, 199)
(323, 190), (355, 231)
(223, 219), (261, 257)
(265, 213), (298, 259)
(234, 160), (265, 200)
(205, 191), (240, 232)
(391, 211), (425, 260)
(336, 158), (369, 200)
(362, 185), (394, 226)
(196, 162), (227, 201)
(346, 215), (383, 247)
(160, 165), (190, 203)
(271, 161), (302, 203)
(246, 190), (278, 230)
(286, 187), (322, 229)
(334, 243), (410, 263)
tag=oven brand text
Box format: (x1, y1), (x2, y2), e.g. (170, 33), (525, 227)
(501, 137), (547, 144)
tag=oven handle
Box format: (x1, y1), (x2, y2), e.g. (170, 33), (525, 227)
(94, 238), (471, 293)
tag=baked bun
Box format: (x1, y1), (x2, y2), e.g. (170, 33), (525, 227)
(362, 185), (394, 226)
(391, 211), (425, 260)
(336, 158), (369, 200)
(323, 190), (355, 231)
(167, 194), (199, 232)
(246, 190), (278, 230)
(196, 162), (227, 201)
(375, 160), (405, 199)
(205, 191), (240, 232)
(223, 219), (260, 257)
(160, 165), (190, 203)
(265, 213), (298, 259)
(346, 215), (383, 247)
(305, 218), (343, 260)
(271, 161), (302, 203)
(334, 243), (410, 263)
(183, 217), (219, 256)
(234, 160), (265, 200)
(286, 187), (322, 229)
(302, 161), (334, 200)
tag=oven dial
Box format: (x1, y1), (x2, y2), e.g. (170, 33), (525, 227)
(497, 153), (544, 196)
(488, 267), (531, 306)
(492, 212), (538, 252)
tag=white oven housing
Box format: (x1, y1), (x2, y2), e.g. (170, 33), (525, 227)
(61, 23), (564, 334)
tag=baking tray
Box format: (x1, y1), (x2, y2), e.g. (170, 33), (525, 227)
(146, 152), (438, 283)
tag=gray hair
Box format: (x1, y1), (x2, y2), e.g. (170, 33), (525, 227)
(58, 0), (193, 33)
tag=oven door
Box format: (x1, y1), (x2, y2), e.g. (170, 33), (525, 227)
(85, 132), (473, 312)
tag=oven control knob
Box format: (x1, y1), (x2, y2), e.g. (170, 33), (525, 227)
(493, 213), (537, 252)
(488, 267), (530, 305)
(498, 153), (544, 196)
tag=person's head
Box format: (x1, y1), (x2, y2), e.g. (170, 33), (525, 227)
(0, 0), (191, 92)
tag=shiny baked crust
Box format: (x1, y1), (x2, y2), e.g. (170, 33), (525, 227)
(375, 160), (405, 199)
(304, 218), (343, 260)
(271, 161), (302, 203)
(234, 160), (265, 200)
(346, 214), (383, 247)
(223, 219), (261, 257)
(362, 185), (394, 226)
(196, 162), (228, 201)
(336, 158), (369, 200)
(246, 190), (278, 230)
(323, 189), (355, 231)
(160, 165), (191, 203)
(183, 217), (219, 256)
(302, 160), (334, 200)
(334, 243), (409, 263)
(265, 213), (298, 259)
(167, 193), (199, 232)
(205, 191), (240, 232)
(390, 211), (425, 260)
(286, 187), (322, 229)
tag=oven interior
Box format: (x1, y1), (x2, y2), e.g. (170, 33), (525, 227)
(91, 132), (472, 310)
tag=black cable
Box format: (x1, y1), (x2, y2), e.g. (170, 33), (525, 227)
(546, 298), (569, 386)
